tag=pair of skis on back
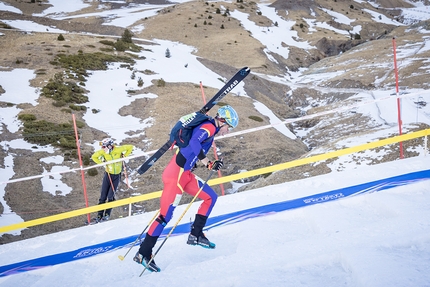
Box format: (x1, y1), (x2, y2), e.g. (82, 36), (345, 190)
(136, 66), (251, 175)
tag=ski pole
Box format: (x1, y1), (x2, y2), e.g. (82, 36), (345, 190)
(139, 170), (215, 277)
(118, 209), (160, 261)
(107, 172), (117, 195)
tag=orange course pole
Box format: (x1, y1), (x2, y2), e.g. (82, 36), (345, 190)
(72, 113), (91, 223)
(392, 37), (404, 159)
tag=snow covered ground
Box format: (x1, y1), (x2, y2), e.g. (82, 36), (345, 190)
(0, 156), (429, 286)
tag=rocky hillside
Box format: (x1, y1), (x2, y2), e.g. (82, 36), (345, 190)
(0, 0), (429, 243)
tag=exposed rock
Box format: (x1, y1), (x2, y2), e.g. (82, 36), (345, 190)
(316, 37), (365, 57)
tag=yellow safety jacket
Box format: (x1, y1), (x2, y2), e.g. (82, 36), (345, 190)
(91, 145), (134, 174)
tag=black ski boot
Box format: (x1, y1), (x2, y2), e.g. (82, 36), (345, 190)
(187, 214), (216, 249)
(134, 234), (161, 272)
(133, 252), (160, 272)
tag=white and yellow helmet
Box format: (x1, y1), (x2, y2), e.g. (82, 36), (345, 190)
(100, 138), (114, 149)
(217, 105), (239, 129)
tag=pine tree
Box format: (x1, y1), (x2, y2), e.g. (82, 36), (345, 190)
(121, 29), (133, 43)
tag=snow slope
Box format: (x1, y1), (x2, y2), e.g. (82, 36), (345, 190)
(0, 156), (429, 287)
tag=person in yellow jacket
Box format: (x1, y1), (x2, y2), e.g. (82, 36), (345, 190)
(91, 138), (134, 222)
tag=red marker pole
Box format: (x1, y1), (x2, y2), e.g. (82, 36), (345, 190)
(72, 113), (91, 223)
(392, 37), (404, 159)
(200, 81), (226, 196)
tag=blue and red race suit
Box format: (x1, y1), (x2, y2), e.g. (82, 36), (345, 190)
(147, 120), (220, 237)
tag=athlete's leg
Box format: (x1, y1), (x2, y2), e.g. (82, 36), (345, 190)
(184, 175), (218, 217)
(184, 175), (217, 239)
(139, 156), (186, 258)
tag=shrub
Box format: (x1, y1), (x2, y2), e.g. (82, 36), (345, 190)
(22, 120), (76, 148)
(57, 34), (65, 41)
(36, 69), (47, 75)
(121, 29), (134, 43)
(75, 120), (85, 128)
(157, 78), (166, 87)
(41, 74), (88, 106)
(249, 115), (263, 122)
(52, 52), (135, 79)
(100, 47), (114, 52)
(55, 53), (116, 70)
(59, 136), (77, 148)
(99, 40), (115, 46)
(52, 100), (67, 107)
(143, 69), (155, 75)
(0, 23), (12, 29)
(69, 104), (87, 111)
(114, 40), (128, 52)
(87, 168), (98, 176)
(82, 154), (91, 166)
(18, 114), (37, 122)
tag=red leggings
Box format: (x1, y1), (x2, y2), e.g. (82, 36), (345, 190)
(147, 155), (217, 237)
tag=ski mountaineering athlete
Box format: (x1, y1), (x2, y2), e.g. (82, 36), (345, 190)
(91, 138), (134, 223)
(134, 105), (239, 272)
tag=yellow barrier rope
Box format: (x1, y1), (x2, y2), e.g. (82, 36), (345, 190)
(1, 129), (428, 234)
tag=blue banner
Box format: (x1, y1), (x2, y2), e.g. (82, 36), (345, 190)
(1, 169), (429, 277)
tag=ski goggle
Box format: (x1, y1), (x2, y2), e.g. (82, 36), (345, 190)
(218, 118), (234, 131)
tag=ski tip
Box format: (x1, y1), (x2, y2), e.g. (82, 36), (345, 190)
(118, 255), (125, 261)
(240, 67), (251, 76)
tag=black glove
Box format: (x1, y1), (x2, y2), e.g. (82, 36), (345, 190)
(207, 160), (223, 171)
(191, 162), (198, 172)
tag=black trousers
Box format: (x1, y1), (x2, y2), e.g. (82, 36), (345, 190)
(98, 172), (120, 218)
